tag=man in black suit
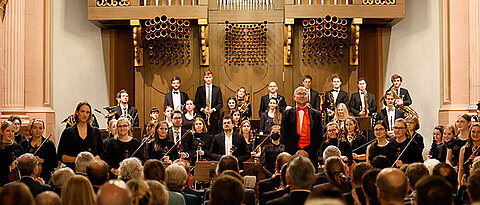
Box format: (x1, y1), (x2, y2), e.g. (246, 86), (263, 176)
(325, 75), (349, 119)
(259, 81), (287, 117)
(281, 86), (323, 168)
(266, 155), (316, 205)
(209, 116), (250, 163)
(168, 110), (193, 159)
(14, 153), (51, 197)
(349, 78), (377, 117)
(390, 74), (412, 107)
(258, 152), (291, 201)
(302, 75), (320, 110)
(164, 76), (189, 111)
(111, 89), (139, 127)
(375, 91), (405, 131)
(194, 70), (223, 135)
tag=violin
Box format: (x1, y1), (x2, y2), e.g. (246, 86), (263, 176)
(8, 151), (20, 182)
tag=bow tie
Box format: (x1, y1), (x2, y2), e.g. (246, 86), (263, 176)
(297, 107), (308, 112)
(173, 91), (179, 94)
(332, 90), (339, 93)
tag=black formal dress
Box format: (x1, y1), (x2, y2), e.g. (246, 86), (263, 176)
(260, 142), (285, 175)
(346, 133), (368, 155)
(146, 137), (179, 161)
(410, 132), (425, 151)
(281, 107), (323, 168)
(164, 90), (189, 111)
(258, 94), (287, 117)
(182, 112), (198, 130)
(0, 142), (24, 186)
(319, 138), (353, 165)
(104, 138), (144, 170)
(367, 142), (389, 162)
(57, 124), (104, 169)
(194, 84), (223, 135)
(266, 190), (310, 205)
(386, 137), (423, 166)
(209, 132), (250, 163)
(111, 105), (140, 127)
(259, 112), (275, 134)
(349, 91), (377, 117)
(20, 137), (57, 182)
(308, 89), (321, 110)
(191, 132), (213, 161)
(325, 89), (349, 109)
(375, 108), (405, 131)
(14, 132), (26, 144)
(429, 143), (447, 162)
(445, 138), (465, 167)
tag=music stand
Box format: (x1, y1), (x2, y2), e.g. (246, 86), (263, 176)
(132, 127), (142, 141)
(193, 161), (218, 182)
(243, 162), (266, 181)
(356, 116), (372, 130)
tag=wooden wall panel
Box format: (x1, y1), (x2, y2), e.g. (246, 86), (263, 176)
(110, 28), (135, 107)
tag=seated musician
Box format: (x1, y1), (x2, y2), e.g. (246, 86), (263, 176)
(103, 119), (117, 151)
(260, 98), (281, 134)
(104, 117), (144, 177)
(146, 121), (178, 163)
(259, 81), (287, 118)
(302, 75), (321, 110)
(7, 115), (25, 143)
(236, 87), (252, 121)
(168, 110), (193, 160)
(385, 118), (423, 167)
(406, 116), (424, 151)
(332, 103), (349, 129)
(209, 116), (250, 164)
(319, 122), (353, 166)
(325, 75), (349, 121)
(343, 116), (367, 161)
(458, 123), (480, 184)
(20, 118), (56, 183)
(260, 125), (285, 175)
(111, 89), (139, 127)
(429, 126), (446, 162)
(143, 107), (159, 137)
(390, 74), (412, 107)
(0, 121), (24, 186)
(375, 91), (405, 132)
(164, 106), (174, 128)
(239, 120), (255, 152)
(349, 78), (377, 117)
(231, 109), (242, 132)
(445, 124), (462, 169)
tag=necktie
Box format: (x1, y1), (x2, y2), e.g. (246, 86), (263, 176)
(174, 131), (180, 143)
(332, 90), (339, 92)
(123, 108), (127, 116)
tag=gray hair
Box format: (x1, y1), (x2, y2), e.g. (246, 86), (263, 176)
(49, 167), (75, 187)
(17, 153), (37, 176)
(287, 155), (315, 189)
(165, 164), (188, 191)
(118, 157), (143, 181)
(323, 145), (341, 160)
(75, 151), (94, 174)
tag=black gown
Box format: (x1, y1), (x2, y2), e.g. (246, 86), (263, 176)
(57, 124), (104, 169)
(445, 137), (465, 167)
(260, 142), (285, 174)
(259, 113), (275, 134)
(104, 138), (145, 170)
(20, 137), (57, 182)
(429, 142), (447, 162)
(346, 133), (368, 155)
(14, 132), (26, 144)
(146, 137), (179, 161)
(386, 137), (423, 166)
(0, 142), (24, 186)
(319, 138), (353, 165)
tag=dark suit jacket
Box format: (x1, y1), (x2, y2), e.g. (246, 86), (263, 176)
(258, 175), (281, 199)
(309, 89), (321, 110)
(281, 107), (323, 168)
(325, 89), (349, 109)
(259, 94), (287, 117)
(349, 92), (377, 117)
(261, 187), (290, 205)
(209, 132), (250, 162)
(194, 84), (223, 120)
(19, 176), (51, 197)
(375, 108), (405, 131)
(266, 190), (310, 205)
(164, 90), (189, 110)
(389, 87), (412, 106)
(167, 127), (195, 157)
(112, 105), (140, 127)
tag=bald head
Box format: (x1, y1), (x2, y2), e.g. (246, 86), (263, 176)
(97, 180), (132, 205)
(35, 191), (61, 205)
(376, 168), (408, 203)
(87, 159), (109, 186)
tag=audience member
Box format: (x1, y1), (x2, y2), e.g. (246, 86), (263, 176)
(309, 183), (345, 201)
(16, 153), (51, 197)
(467, 170), (480, 204)
(376, 168), (408, 205)
(370, 155), (391, 169)
(415, 175), (453, 205)
(61, 175), (96, 205)
(165, 164), (198, 205)
(258, 152), (291, 198)
(86, 159), (109, 192)
(118, 157), (144, 182)
(423, 158), (440, 175)
(0, 182), (35, 205)
(305, 198), (346, 205)
(344, 162), (372, 205)
(97, 180), (132, 205)
(35, 191), (61, 205)
(144, 159), (166, 182)
(146, 180), (169, 205)
(211, 175), (245, 205)
(362, 168), (381, 205)
(217, 155), (239, 174)
(432, 163), (457, 194)
(126, 179), (152, 205)
(75, 151), (95, 175)
(404, 163), (429, 204)
(49, 167), (75, 196)
(321, 156), (351, 193)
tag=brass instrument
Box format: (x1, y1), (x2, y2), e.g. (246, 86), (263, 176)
(238, 93), (250, 117)
(206, 101), (211, 126)
(362, 90), (368, 116)
(388, 88), (419, 118)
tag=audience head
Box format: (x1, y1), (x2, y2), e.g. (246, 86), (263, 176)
(280, 163), (288, 187)
(305, 198), (345, 205)
(221, 170), (245, 184)
(217, 155), (239, 174)
(49, 167), (75, 188)
(35, 191), (61, 205)
(17, 153), (39, 177)
(468, 170), (480, 202)
(308, 183), (345, 201)
(362, 168), (381, 205)
(118, 157), (144, 182)
(376, 168), (408, 204)
(86, 159), (109, 187)
(371, 155), (391, 169)
(126, 179), (152, 205)
(165, 164), (188, 192)
(211, 175), (245, 205)
(432, 162), (457, 191)
(415, 175), (453, 205)
(323, 145), (341, 161)
(146, 180), (169, 205)
(143, 159), (166, 182)
(97, 180), (132, 205)
(61, 175), (96, 205)
(275, 152), (292, 173)
(287, 155), (315, 189)
(423, 159), (440, 175)
(405, 162), (429, 190)
(173, 158), (191, 174)
(75, 151), (95, 174)
(325, 156), (347, 188)
(0, 182), (35, 205)
(352, 162), (373, 186)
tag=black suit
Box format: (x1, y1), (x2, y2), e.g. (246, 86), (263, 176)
(194, 84), (223, 134)
(18, 176), (51, 197)
(393, 87), (412, 106)
(112, 105), (139, 127)
(375, 108), (405, 131)
(258, 175), (281, 200)
(281, 107), (323, 168)
(325, 89), (349, 109)
(164, 90), (189, 110)
(349, 91), (377, 117)
(209, 132), (250, 163)
(167, 127), (195, 157)
(309, 89), (321, 110)
(266, 190), (310, 205)
(259, 94), (287, 117)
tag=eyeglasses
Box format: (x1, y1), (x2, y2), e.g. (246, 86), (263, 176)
(327, 129), (337, 133)
(393, 126), (406, 130)
(118, 125), (129, 128)
(374, 128), (385, 132)
(173, 117), (182, 120)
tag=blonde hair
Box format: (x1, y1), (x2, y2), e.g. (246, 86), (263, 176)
(126, 179), (152, 205)
(61, 175), (96, 205)
(333, 103), (349, 122)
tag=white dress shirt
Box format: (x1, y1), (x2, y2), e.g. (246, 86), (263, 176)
(359, 91), (366, 110)
(205, 84), (212, 106)
(225, 134), (233, 155)
(120, 104), (129, 116)
(172, 90), (181, 110)
(298, 109), (305, 132)
(332, 89), (340, 103)
(387, 107), (395, 130)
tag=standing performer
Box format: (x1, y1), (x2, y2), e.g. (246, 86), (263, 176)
(349, 78), (377, 117)
(182, 99), (198, 129)
(375, 91), (405, 131)
(386, 118), (423, 167)
(164, 76), (189, 111)
(209, 116), (250, 164)
(458, 123), (480, 183)
(259, 81), (287, 117)
(112, 89), (139, 127)
(281, 86), (323, 168)
(389, 74), (412, 107)
(194, 71), (223, 135)
(57, 101), (104, 169)
(236, 87), (252, 121)
(0, 121), (24, 186)
(302, 75), (320, 110)
(325, 75), (349, 120)
(146, 121), (178, 163)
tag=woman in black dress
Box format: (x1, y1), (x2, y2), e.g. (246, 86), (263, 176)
(20, 118), (57, 182)
(220, 97), (238, 124)
(260, 125), (285, 175)
(366, 120), (389, 164)
(319, 122), (353, 166)
(429, 125), (446, 162)
(259, 98), (281, 134)
(231, 109), (242, 132)
(191, 117), (212, 161)
(240, 120), (254, 152)
(146, 121), (178, 163)
(0, 121), (24, 186)
(386, 118), (423, 167)
(458, 123), (480, 183)
(57, 101), (103, 169)
(445, 124), (462, 169)
(104, 117), (144, 177)
(236, 87), (252, 121)
(406, 116), (424, 151)
(343, 116), (367, 161)
(182, 99), (197, 129)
